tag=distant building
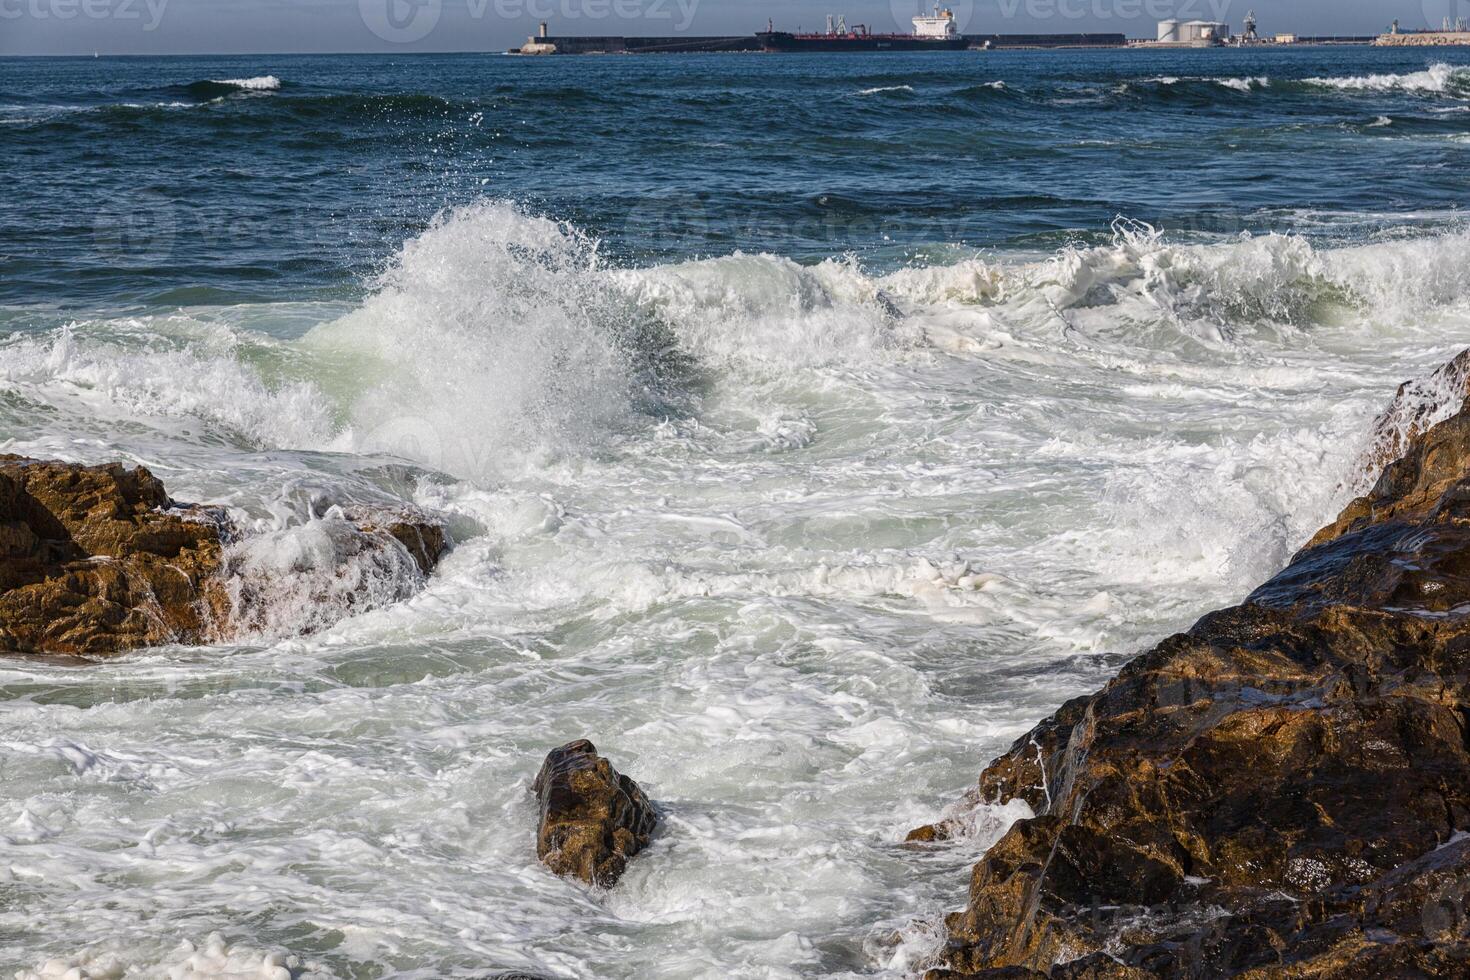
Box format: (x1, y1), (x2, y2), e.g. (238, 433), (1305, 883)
(1154, 18), (1229, 44)
(1275, 33), (1298, 44)
(1180, 20), (1229, 42)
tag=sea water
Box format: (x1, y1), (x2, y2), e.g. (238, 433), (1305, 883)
(1, 47), (1470, 979)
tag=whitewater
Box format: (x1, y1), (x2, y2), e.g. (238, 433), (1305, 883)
(3, 47), (1470, 979)
(3, 201), (1470, 977)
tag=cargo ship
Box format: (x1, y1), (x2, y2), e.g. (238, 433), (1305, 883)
(756, 7), (969, 52)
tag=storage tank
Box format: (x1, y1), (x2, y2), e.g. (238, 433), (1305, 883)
(1157, 19), (1180, 42)
(1182, 20), (1228, 41)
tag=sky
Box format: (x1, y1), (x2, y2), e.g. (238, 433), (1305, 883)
(0, 0), (1447, 56)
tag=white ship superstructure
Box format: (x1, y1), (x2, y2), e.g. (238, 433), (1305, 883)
(911, 6), (957, 38)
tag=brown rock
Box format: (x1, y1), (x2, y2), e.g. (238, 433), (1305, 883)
(0, 457), (451, 656)
(532, 739), (657, 887)
(346, 508), (451, 576)
(0, 457), (229, 654)
(916, 352), (1470, 977)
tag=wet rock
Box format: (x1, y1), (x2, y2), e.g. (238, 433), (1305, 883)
(0, 457), (229, 654)
(221, 506), (451, 639)
(532, 739), (657, 887)
(344, 507), (450, 575)
(0, 457), (450, 656)
(1356, 347), (1470, 486)
(916, 357), (1470, 977)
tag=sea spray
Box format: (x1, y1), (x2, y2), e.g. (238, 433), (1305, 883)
(305, 201), (671, 483)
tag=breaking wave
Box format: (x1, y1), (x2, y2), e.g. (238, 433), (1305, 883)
(1305, 63), (1470, 96)
(182, 75), (283, 99)
(2, 202), (1469, 491)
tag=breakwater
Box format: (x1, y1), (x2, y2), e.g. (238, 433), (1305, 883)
(1376, 30), (1470, 46)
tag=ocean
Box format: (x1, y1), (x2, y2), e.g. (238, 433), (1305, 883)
(1, 45), (1469, 978)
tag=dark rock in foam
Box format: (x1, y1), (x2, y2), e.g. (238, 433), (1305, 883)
(913, 353), (1470, 977)
(0, 456), (449, 656)
(532, 739), (657, 887)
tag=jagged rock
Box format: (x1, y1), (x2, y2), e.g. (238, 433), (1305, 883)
(532, 739), (657, 887)
(1356, 347), (1470, 485)
(0, 457), (229, 654)
(915, 354), (1470, 978)
(0, 457), (450, 656)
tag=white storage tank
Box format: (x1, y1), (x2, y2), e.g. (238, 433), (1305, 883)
(1182, 20), (1229, 41)
(1157, 19), (1181, 42)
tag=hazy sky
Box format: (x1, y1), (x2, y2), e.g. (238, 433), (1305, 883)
(0, 0), (1444, 56)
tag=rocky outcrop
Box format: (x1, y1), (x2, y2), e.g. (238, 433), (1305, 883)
(914, 359), (1470, 978)
(0, 457), (230, 654)
(0, 457), (449, 656)
(532, 739), (657, 887)
(1354, 347), (1470, 490)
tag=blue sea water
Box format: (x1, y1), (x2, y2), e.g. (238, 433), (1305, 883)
(0, 45), (1468, 979)
(3, 47), (1469, 308)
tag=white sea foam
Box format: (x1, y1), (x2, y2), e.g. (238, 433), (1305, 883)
(306, 200), (644, 481)
(3, 206), (1470, 978)
(220, 514), (429, 641)
(212, 75), (281, 91)
(857, 84), (913, 95)
(0, 319), (338, 451)
(16, 933), (326, 980)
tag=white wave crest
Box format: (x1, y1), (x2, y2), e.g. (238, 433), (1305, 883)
(1305, 63), (1468, 95)
(1217, 76), (1268, 92)
(213, 75), (281, 91)
(873, 219), (1470, 338)
(6, 204), (1470, 493)
(0, 319), (338, 451)
(857, 84), (913, 95)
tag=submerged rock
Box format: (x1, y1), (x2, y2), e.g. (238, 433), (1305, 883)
(221, 508), (451, 640)
(344, 507), (450, 576)
(532, 739), (657, 887)
(915, 355), (1470, 977)
(0, 457), (449, 656)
